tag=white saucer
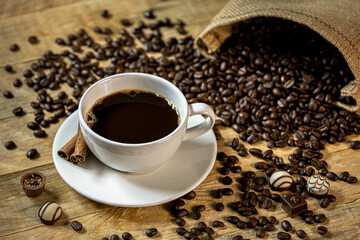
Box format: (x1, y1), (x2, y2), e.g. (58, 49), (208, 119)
(52, 110), (217, 207)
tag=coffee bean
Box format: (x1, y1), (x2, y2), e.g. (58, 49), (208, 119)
(183, 231), (193, 239)
(222, 176), (233, 185)
(264, 224), (275, 231)
(212, 220), (224, 228)
(232, 236), (243, 240)
(102, 238), (109, 240)
(144, 9), (155, 19)
(267, 216), (277, 224)
(346, 176), (358, 183)
(101, 9), (111, 18)
(120, 19), (132, 26)
(203, 227), (214, 235)
(13, 78), (22, 87)
(281, 220), (292, 232)
(176, 227), (186, 236)
(26, 149), (38, 159)
(249, 148), (262, 158)
(183, 190), (196, 199)
(40, 120), (50, 128)
(13, 107), (25, 116)
(146, 228), (158, 237)
(350, 141), (360, 149)
(304, 216), (315, 224)
(296, 230), (306, 239)
(319, 197), (331, 208)
(261, 199), (272, 209)
(5, 141), (16, 150)
(28, 35), (39, 44)
(256, 228), (266, 238)
(227, 216), (240, 224)
(110, 234), (119, 240)
(27, 122), (39, 130)
(175, 218), (186, 226)
(70, 221), (82, 231)
(236, 220), (247, 229)
(326, 172), (338, 181)
(192, 210), (201, 220)
(122, 232), (133, 240)
(231, 166), (242, 173)
(314, 214), (327, 223)
(215, 202), (224, 211)
(339, 171), (350, 181)
(222, 188), (233, 195)
(220, 167), (230, 175)
(5, 64), (13, 72)
(175, 209), (188, 218)
(277, 232), (291, 240)
(317, 226), (328, 235)
(10, 44), (19, 51)
(3, 90), (13, 98)
(33, 129), (47, 138)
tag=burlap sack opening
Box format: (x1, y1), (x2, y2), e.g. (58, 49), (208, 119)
(195, 0), (360, 115)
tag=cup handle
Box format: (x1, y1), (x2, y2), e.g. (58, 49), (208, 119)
(183, 103), (216, 141)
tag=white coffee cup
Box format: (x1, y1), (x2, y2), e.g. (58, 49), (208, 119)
(78, 73), (216, 173)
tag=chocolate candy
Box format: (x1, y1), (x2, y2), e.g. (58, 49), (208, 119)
(38, 201), (62, 225)
(269, 171), (294, 191)
(20, 172), (46, 197)
(282, 193), (307, 217)
(307, 175), (330, 197)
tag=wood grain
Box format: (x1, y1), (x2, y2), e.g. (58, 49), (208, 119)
(0, 0), (359, 239)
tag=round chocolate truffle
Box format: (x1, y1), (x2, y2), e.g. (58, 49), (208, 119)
(269, 171), (294, 191)
(307, 175), (330, 197)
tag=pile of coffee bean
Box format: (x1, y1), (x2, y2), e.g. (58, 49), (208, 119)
(3, 7), (360, 239)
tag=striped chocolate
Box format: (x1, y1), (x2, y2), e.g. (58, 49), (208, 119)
(269, 171), (294, 191)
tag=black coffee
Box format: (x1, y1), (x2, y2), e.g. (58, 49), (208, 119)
(86, 89), (180, 144)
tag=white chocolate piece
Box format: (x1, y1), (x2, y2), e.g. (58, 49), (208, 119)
(307, 175), (330, 197)
(38, 201), (62, 225)
(269, 171), (294, 191)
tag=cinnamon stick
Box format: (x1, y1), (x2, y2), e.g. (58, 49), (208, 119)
(70, 125), (88, 164)
(57, 134), (77, 161)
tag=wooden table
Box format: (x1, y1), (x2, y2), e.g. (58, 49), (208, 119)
(1, 0), (359, 239)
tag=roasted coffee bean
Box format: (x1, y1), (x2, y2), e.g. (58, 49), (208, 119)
(13, 107), (25, 116)
(175, 218), (186, 226)
(101, 9), (111, 18)
(232, 236), (243, 240)
(317, 226), (328, 235)
(146, 228), (158, 237)
(28, 35), (39, 44)
(70, 221), (82, 231)
(220, 167), (230, 175)
(13, 78), (22, 87)
(255, 162), (268, 170)
(212, 220), (224, 228)
(261, 199), (272, 209)
(183, 190), (196, 199)
(281, 220), (292, 232)
(243, 171), (256, 178)
(258, 216), (268, 225)
(256, 228), (266, 238)
(339, 171), (350, 181)
(26, 149), (38, 159)
(249, 148), (262, 158)
(264, 224), (275, 231)
(215, 202), (224, 211)
(314, 214), (327, 223)
(227, 155), (239, 163)
(122, 232), (133, 240)
(346, 176), (358, 183)
(296, 230), (306, 239)
(247, 217), (258, 228)
(222, 176), (233, 185)
(3, 90), (13, 98)
(277, 232), (291, 240)
(10, 43), (20, 51)
(238, 150), (248, 157)
(222, 188), (233, 195)
(300, 210), (313, 218)
(227, 216), (240, 224)
(176, 227), (187, 236)
(175, 209), (188, 218)
(33, 129), (47, 138)
(192, 210), (201, 220)
(5, 64), (13, 72)
(270, 194), (282, 202)
(144, 9), (155, 19)
(304, 216), (315, 224)
(319, 197), (331, 208)
(327, 194), (336, 202)
(350, 141), (360, 149)
(203, 227), (214, 235)
(110, 235), (119, 240)
(5, 141), (16, 150)
(190, 227), (201, 236)
(326, 172), (338, 181)
(236, 220), (247, 229)
(231, 166), (242, 173)
(267, 216), (277, 224)
(48, 115), (58, 123)
(198, 221), (207, 230)
(40, 120), (50, 128)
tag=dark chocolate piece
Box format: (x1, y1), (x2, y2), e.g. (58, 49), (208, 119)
(20, 171), (46, 197)
(282, 193), (307, 217)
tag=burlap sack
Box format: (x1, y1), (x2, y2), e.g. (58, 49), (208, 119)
(195, 0), (360, 114)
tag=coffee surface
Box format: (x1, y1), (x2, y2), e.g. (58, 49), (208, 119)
(87, 90), (179, 144)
